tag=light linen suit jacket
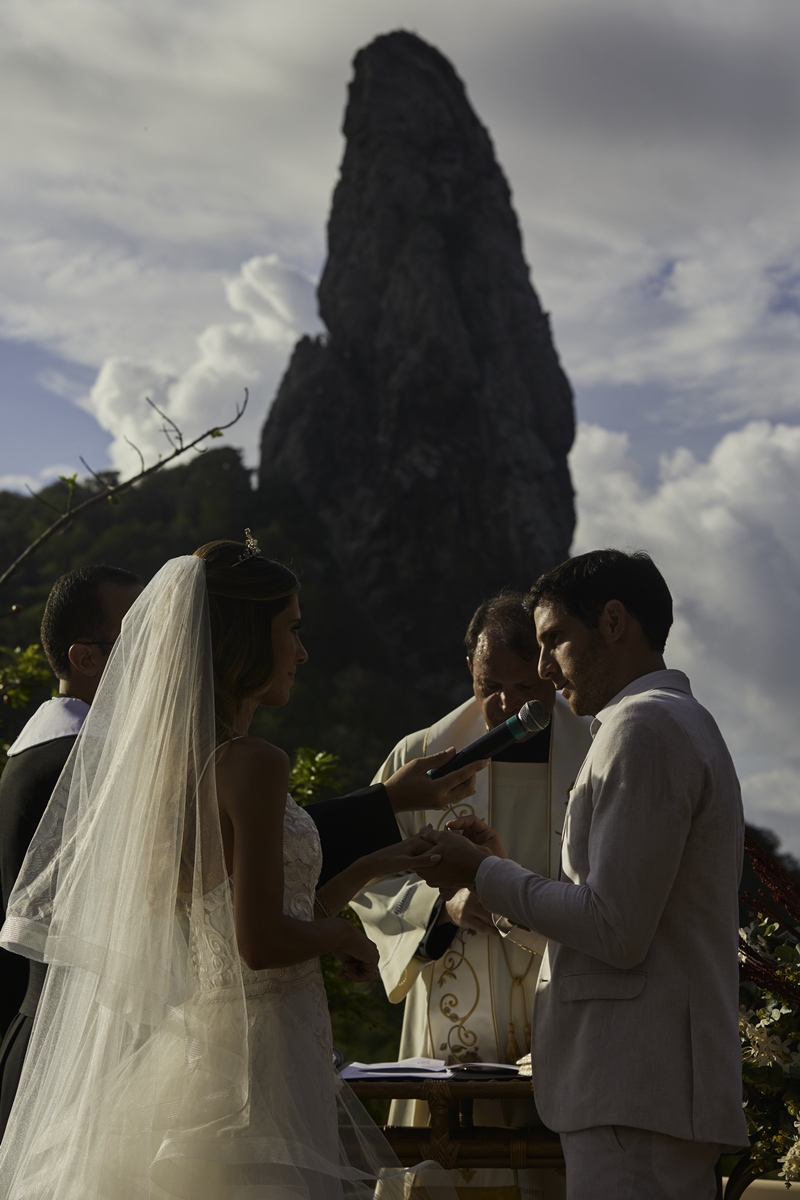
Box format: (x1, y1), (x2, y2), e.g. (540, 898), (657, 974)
(476, 670), (749, 1148)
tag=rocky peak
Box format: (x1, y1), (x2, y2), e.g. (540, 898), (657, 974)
(259, 30), (576, 704)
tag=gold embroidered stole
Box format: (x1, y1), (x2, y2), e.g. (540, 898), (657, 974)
(425, 760), (551, 1065)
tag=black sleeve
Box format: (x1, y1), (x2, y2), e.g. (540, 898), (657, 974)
(416, 895), (458, 961)
(305, 784), (401, 886)
(0, 737), (75, 1036)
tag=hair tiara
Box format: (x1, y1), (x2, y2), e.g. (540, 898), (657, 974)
(236, 529), (262, 563)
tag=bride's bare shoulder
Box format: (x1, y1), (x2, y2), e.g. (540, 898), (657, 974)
(215, 737), (290, 810)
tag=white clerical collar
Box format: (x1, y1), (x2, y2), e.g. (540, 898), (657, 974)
(589, 669), (691, 738)
(7, 697), (90, 757)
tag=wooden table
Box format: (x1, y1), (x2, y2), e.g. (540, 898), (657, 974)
(348, 1077), (562, 1172)
(347, 1077), (763, 1199)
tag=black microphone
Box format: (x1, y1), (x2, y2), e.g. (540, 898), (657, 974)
(426, 700), (551, 779)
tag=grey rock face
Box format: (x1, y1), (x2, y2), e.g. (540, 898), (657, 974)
(259, 30), (576, 701)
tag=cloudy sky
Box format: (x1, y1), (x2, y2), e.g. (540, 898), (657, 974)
(2, 0), (800, 851)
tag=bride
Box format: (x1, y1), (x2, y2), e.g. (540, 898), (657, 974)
(0, 538), (450, 1199)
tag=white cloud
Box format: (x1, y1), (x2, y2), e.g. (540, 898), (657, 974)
(0, 236), (233, 368)
(0, 463), (78, 493)
(741, 768), (800, 863)
(83, 254), (322, 475)
(35, 369), (86, 402)
(557, 229), (800, 427)
(458, 2), (800, 431)
(569, 419), (800, 853)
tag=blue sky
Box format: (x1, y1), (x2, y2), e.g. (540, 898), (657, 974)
(2, 0), (800, 850)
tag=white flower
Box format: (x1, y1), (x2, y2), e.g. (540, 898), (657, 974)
(779, 1138), (800, 1182)
(740, 1012), (796, 1067)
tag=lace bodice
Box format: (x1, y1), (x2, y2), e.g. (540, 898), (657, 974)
(281, 793), (323, 922)
(193, 795), (323, 995)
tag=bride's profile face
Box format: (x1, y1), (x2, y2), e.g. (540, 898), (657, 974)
(257, 594), (307, 707)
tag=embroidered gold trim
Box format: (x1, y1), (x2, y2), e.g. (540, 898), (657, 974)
(436, 935), (482, 1061)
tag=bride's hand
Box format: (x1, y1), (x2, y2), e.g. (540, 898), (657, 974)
(357, 833), (439, 880)
(330, 920), (380, 982)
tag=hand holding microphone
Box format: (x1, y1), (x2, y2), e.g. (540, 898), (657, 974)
(384, 749), (487, 813)
(426, 700), (550, 779)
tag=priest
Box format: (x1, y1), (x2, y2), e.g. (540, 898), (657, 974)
(351, 592), (592, 1200)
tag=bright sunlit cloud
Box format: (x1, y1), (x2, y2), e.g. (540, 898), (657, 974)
(83, 255), (322, 473)
(570, 419), (800, 852)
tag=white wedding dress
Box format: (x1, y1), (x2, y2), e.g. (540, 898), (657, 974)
(113, 793), (377, 1199)
(179, 793), (345, 1197)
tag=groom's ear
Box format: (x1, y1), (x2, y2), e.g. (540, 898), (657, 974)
(598, 600), (628, 645)
(67, 642), (104, 680)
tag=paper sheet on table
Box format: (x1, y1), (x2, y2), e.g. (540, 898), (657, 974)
(340, 1057), (452, 1081)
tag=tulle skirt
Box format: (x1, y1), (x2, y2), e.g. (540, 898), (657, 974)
(0, 960), (450, 1200)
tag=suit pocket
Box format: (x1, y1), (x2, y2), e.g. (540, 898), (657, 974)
(558, 971), (646, 1001)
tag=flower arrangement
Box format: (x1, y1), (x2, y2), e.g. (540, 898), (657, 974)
(739, 832), (800, 1182)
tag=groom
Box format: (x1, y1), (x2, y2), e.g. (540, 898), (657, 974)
(413, 550), (748, 1199)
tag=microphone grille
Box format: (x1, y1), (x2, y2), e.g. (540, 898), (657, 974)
(517, 700), (551, 733)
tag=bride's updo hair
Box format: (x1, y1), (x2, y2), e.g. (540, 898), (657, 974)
(194, 539), (299, 743)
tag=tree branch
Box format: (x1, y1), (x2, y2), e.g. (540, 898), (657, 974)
(0, 391), (249, 594)
(146, 397), (184, 451)
(124, 436), (146, 477)
(25, 486), (62, 516)
(78, 456), (112, 490)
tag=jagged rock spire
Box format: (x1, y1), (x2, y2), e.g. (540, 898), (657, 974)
(259, 30), (576, 698)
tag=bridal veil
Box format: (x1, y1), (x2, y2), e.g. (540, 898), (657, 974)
(0, 556), (452, 1199)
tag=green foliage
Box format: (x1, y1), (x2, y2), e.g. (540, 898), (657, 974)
(0, 644), (53, 769)
(0, 644), (51, 710)
(739, 915), (800, 1180)
(288, 747), (342, 806)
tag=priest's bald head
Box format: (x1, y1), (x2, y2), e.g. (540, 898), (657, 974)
(464, 592), (556, 730)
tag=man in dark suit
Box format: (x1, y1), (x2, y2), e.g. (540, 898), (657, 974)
(0, 563), (477, 1137)
(0, 565), (142, 1132)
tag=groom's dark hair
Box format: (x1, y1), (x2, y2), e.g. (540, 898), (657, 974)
(41, 565), (141, 679)
(526, 549), (673, 653)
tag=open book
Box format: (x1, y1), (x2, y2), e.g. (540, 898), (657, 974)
(340, 1057), (521, 1082)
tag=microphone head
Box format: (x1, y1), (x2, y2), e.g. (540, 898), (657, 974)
(517, 700), (551, 733)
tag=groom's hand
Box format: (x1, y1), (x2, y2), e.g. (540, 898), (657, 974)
(442, 887), (498, 935)
(383, 750), (487, 814)
(412, 826), (492, 890)
(446, 814), (505, 859)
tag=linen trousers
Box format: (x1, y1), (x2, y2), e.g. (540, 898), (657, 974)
(560, 1125), (721, 1200)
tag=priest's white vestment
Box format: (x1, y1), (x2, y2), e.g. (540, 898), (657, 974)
(350, 694), (592, 1200)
